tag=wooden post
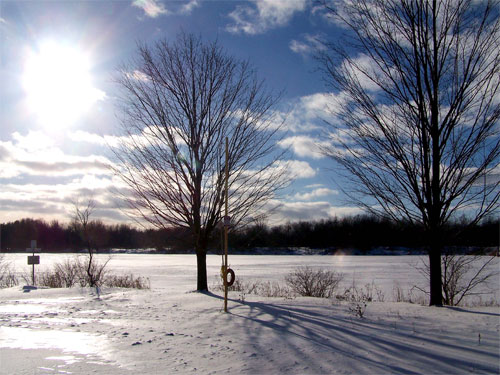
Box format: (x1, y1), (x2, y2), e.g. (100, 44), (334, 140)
(31, 240), (35, 285)
(224, 137), (229, 313)
(26, 240), (40, 286)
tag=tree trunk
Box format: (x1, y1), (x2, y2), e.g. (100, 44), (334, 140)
(428, 245), (443, 306)
(196, 249), (208, 291)
(87, 240), (95, 288)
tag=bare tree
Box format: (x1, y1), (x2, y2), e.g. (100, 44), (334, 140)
(112, 33), (287, 291)
(72, 199), (108, 288)
(318, 0), (500, 305)
(415, 253), (499, 306)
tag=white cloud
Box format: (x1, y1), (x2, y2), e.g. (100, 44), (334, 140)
(132, 0), (199, 18)
(294, 187), (338, 200)
(300, 92), (333, 114)
(305, 183), (324, 189)
(253, 160), (316, 187)
(132, 0), (169, 18)
(179, 0), (200, 15)
(68, 130), (132, 148)
(0, 131), (112, 179)
(266, 199), (361, 224)
(278, 135), (327, 159)
(285, 160), (317, 179)
(69, 126), (187, 151)
(226, 0), (308, 35)
(342, 54), (383, 92)
(289, 34), (325, 55)
(0, 132), (132, 223)
(0, 174), (129, 224)
(125, 70), (150, 82)
(277, 92), (347, 133)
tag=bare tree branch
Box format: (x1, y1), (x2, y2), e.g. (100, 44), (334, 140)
(319, 0), (500, 305)
(111, 33), (288, 291)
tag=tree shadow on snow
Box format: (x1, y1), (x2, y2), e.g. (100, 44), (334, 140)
(444, 306), (500, 317)
(216, 297), (498, 374)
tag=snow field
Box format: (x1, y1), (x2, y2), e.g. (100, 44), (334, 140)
(1, 254), (499, 374)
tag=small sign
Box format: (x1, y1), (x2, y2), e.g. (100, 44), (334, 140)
(26, 239), (40, 253)
(28, 256), (40, 265)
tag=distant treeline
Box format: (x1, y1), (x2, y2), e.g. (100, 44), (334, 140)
(231, 217), (499, 251)
(0, 216), (498, 253)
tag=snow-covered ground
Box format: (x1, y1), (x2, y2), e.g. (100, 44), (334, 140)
(1, 254), (499, 374)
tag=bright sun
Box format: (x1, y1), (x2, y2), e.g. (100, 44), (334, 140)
(23, 41), (105, 129)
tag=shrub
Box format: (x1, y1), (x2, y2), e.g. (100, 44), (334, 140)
(392, 283), (427, 305)
(53, 258), (81, 287)
(341, 285), (369, 318)
(285, 266), (344, 298)
(104, 274), (150, 289)
(211, 276), (293, 298)
(78, 256), (109, 287)
(38, 271), (65, 288)
(34, 257), (148, 289)
(0, 255), (18, 288)
(255, 281), (293, 298)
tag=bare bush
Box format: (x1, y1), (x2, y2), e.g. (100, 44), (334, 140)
(35, 256), (111, 289)
(285, 266), (344, 298)
(36, 258), (83, 288)
(0, 255), (18, 288)
(338, 282), (373, 318)
(347, 296), (367, 319)
(392, 283), (427, 305)
(104, 274), (150, 289)
(53, 258), (81, 287)
(356, 282), (385, 302)
(255, 281), (293, 298)
(211, 276), (293, 299)
(38, 271), (65, 288)
(78, 256), (110, 288)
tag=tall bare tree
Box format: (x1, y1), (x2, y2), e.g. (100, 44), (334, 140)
(319, 0), (500, 305)
(112, 33), (287, 291)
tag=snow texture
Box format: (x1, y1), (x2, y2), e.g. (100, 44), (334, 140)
(1, 254), (499, 374)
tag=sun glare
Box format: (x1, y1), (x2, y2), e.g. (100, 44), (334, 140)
(22, 41), (105, 129)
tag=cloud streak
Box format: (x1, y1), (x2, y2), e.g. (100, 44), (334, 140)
(294, 187), (338, 200)
(267, 199), (361, 224)
(289, 33), (325, 55)
(278, 135), (328, 159)
(132, 0), (169, 18)
(226, 0), (307, 34)
(132, 0), (200, 18)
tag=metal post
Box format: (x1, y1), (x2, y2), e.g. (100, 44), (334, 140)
(26, 240), (40, 286)
(224, 137), (229, 313)
(32, 249), (35, 286)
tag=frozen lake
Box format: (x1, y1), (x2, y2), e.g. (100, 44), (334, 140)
(3, 253), (499, 303)
(1, 253), (499, 374)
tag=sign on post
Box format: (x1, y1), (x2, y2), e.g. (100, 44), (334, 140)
(26, 240), (41, 286)
(27, 256), (40, 265)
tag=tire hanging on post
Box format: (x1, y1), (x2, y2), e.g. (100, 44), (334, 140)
(224, 268), (235, 287)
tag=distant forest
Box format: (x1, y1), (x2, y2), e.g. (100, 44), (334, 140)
(1, 216), (498, 253)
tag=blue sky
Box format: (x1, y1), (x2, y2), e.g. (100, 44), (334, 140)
(0, 0), (361, 225)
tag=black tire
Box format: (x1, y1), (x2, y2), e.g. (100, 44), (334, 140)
(225, 268), (235, 287)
